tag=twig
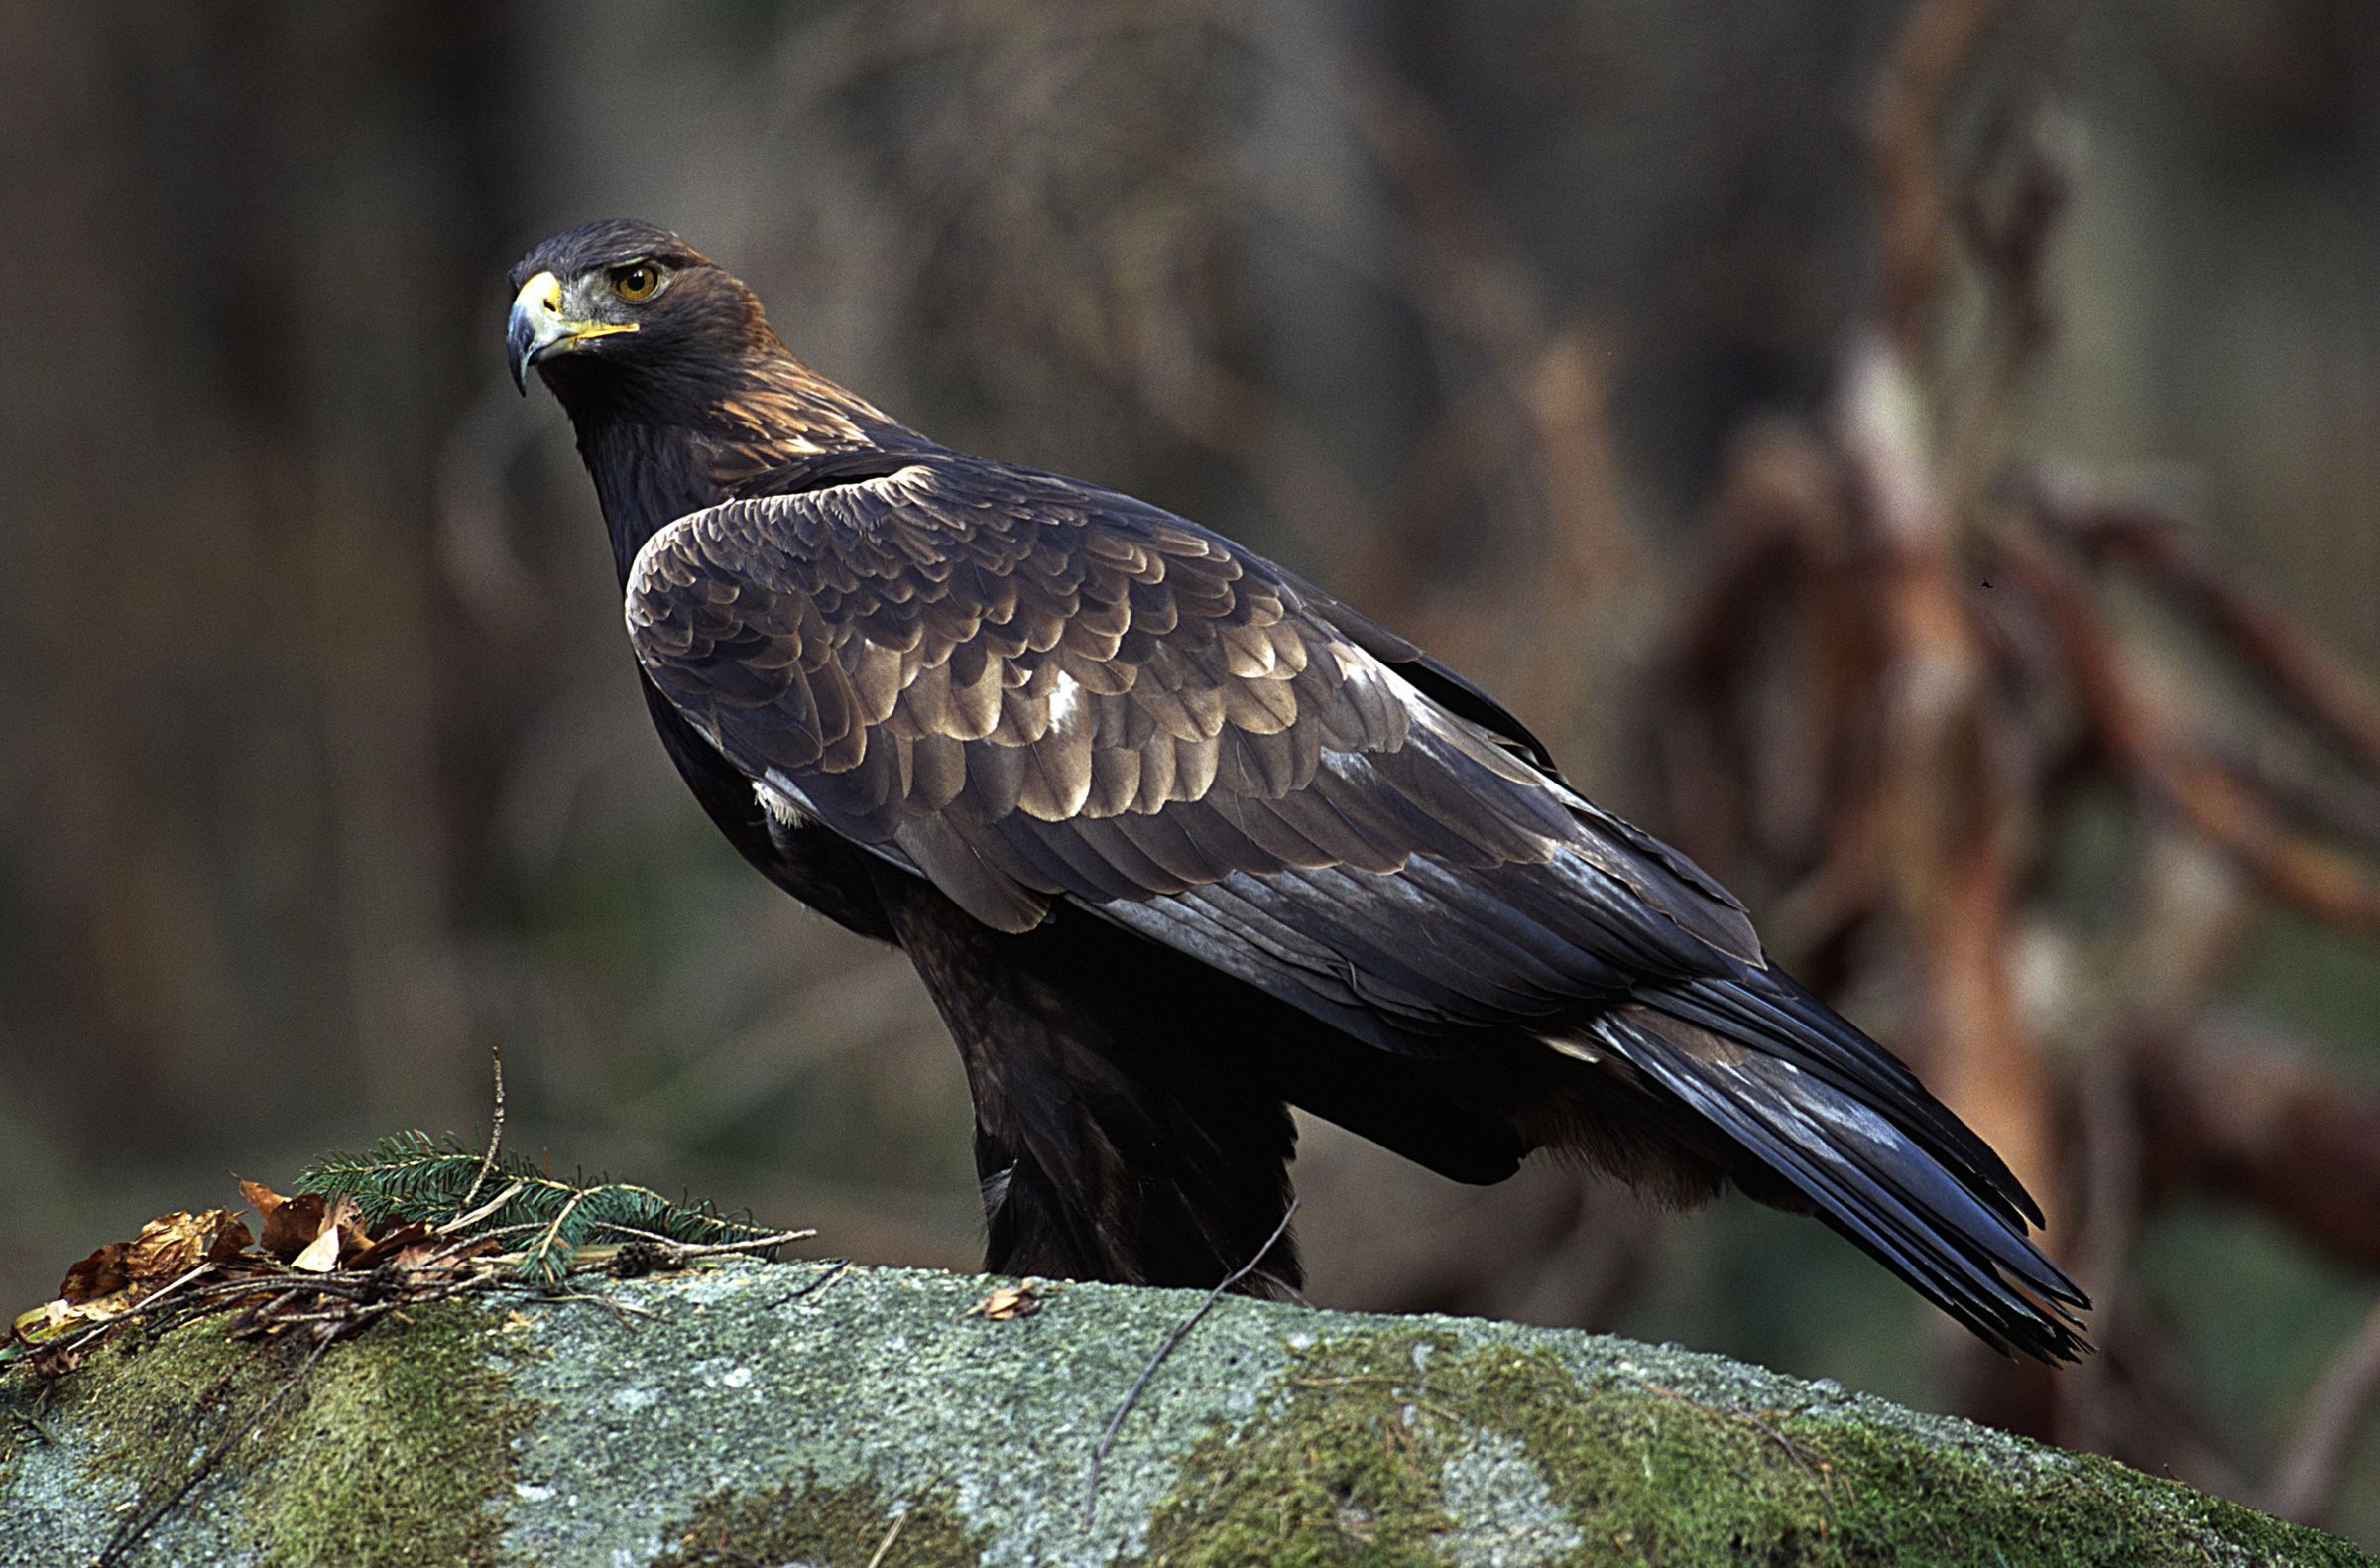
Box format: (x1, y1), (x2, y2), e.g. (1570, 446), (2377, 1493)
(457, 1043), (507, 1214)
(1632, 1379), (1832, 1507)
(112, 1262), (218, 1326)
(2266, 1295), (2380, 1526)
(435, 1179), (528, 1238)
(769, 1262), (853, 1309)
(527, 1187), (596, 1269)
(864, 1509), (909, 1568)
(1735, 1405), (1833, 1508)
(541, 1290), (658, 1329)
(1285, 1374), (1473, 1428)
(592, 1225), (816, 1259)
(1081, 1197), (1299, 1530)
(39, 1263), (258, 1364)
(255, 1303), (400, 1332)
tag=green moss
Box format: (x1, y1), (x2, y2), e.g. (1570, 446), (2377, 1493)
(1130, 1331), (1464, 1567)
(65, 1320), (266, 1488)
(41, 1303), (528, 1567)
(1456, 1343), (1834, 1564)
(1137, 1329), (2369, 1568)
(1786, 1415), (2363, 1566)
(249, 1306), (530, 1566)
(661, 1476), (986, 1566)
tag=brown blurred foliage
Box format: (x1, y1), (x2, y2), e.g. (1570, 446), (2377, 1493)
(4, 0), (2379, 1542)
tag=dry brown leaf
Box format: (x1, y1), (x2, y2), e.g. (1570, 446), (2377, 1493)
(239, 1178), (290, 1222)
(345, 1220), (433, 1271)
(326, 1193), (376, 1261)
(30, 1208), (263, 1349)
(405, 1235), (499, 1273)
(289, 1225), (342, 1273)
(970, 1282), (1045, 1321)
(10, 1175), (488, 1374)
(124, 1208), (252, 1286)
(123, 1211), (204, 1282)
(261, 1191), (328, 1262)
(59, 1241), (131, 1305)
(207, 1215), (258, 1264)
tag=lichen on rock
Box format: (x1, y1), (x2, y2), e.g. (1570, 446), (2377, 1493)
(2, 1259), (2368, 1567)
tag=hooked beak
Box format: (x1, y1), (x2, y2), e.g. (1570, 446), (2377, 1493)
(507, 270), (638, 394)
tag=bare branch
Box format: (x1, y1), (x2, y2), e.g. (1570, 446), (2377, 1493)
(1082, 1197), (1300, 1528)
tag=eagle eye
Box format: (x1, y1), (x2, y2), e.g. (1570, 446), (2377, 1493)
(611, 262), (662, 302)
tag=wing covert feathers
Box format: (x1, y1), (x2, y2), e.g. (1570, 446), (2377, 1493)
(625, 450), (2085, 1360)
(626, 458), (1752, 960)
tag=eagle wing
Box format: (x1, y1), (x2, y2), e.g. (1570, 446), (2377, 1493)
(625, 456), (1753, 1034)
(624, 454), (2084, 1358)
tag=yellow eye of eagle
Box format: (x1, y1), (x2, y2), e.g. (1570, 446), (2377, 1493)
(612, 263), (660, 302)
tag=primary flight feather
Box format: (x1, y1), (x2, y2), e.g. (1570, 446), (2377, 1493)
(508, 218), (2088, 1360)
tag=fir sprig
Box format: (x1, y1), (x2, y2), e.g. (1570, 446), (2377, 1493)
(299, 1132), (789, 1284)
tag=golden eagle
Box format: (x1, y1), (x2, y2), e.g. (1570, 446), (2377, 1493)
(508, 219), (2086, 1359)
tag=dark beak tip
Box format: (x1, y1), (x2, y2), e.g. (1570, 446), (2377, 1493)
(506, 308), (538, 396)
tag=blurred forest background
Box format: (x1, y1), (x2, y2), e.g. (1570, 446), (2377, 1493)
(5, 0), (2380, 1542)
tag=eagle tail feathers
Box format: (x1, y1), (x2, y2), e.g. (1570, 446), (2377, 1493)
(1542, 1000), (2090, 1363)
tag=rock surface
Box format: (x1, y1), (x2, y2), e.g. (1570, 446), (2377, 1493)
(2, 1258), (2367, 1566)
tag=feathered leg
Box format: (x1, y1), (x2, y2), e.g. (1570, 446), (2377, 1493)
(877, 875), (1303, 1296)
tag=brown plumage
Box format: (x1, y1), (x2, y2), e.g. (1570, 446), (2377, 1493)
(508, 219), (2089, 1358)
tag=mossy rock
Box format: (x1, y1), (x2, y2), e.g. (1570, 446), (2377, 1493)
(1, 1260), (2365, 1566)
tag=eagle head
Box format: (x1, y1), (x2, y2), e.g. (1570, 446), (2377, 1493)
(505, 219), (768, 397)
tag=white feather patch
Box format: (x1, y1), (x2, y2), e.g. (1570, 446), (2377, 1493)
(1047, 669), (1085, 730)
(754, 778), (814, 830)
(1538, 1029), (1606, 1065)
